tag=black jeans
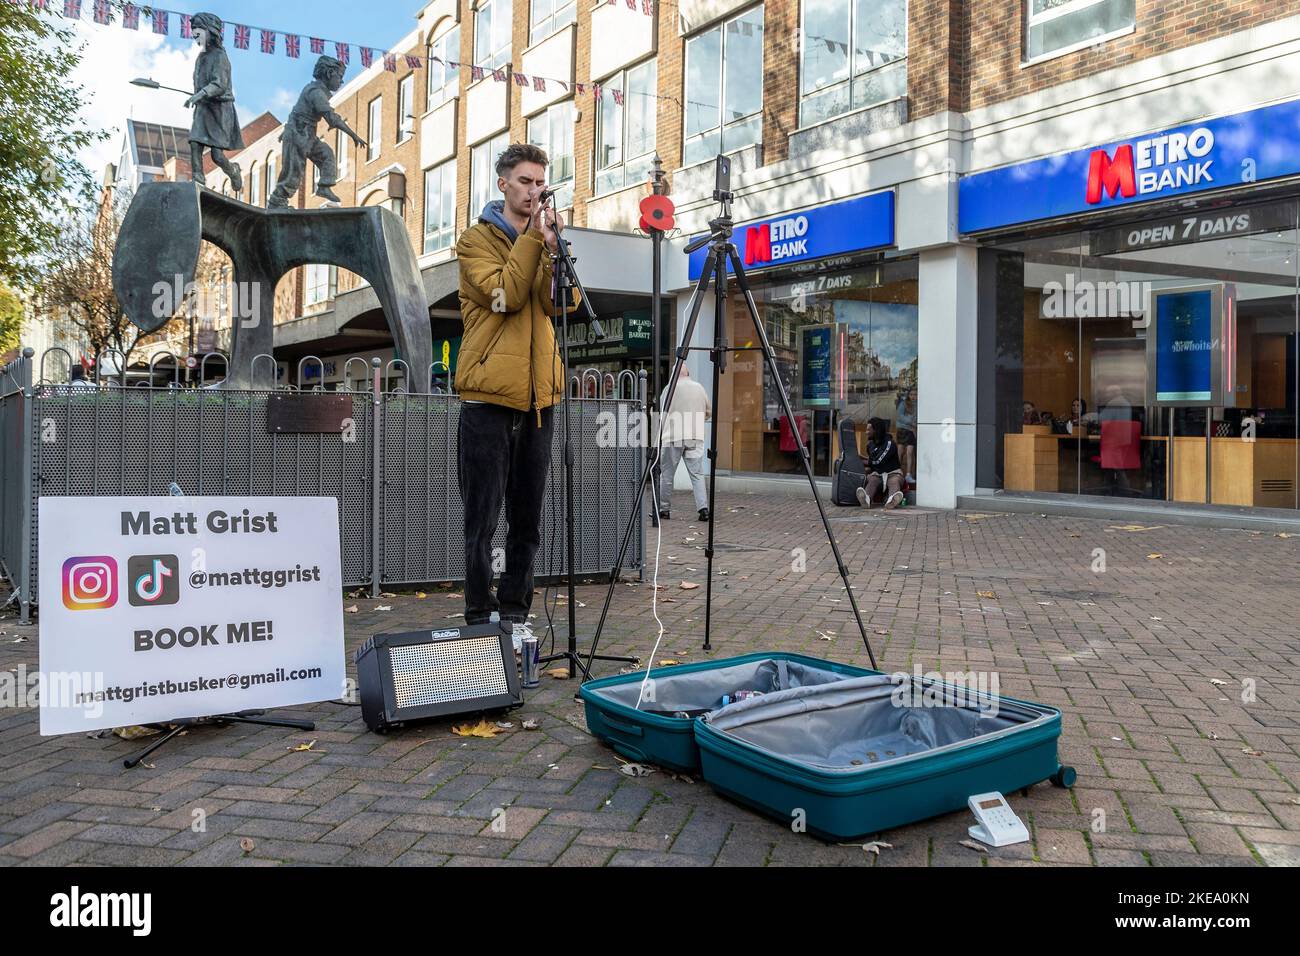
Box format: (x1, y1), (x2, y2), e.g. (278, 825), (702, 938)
(457, 402), (554, 625)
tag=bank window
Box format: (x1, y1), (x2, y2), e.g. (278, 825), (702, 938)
(304, 263), (338, 307)
(531, 0), (576, 44)
(528, 100), (575, 209)
(367, 97), (382, 161)
(595, 58), (657, 196)
(470, 131), (509, 219)
(423, 161), (456, 254)
(1026, 0), (1135, 61)
(475, 0), (513, 71)
(398, 74), (415, 142)
(800, 0), (907, 128)
(684, 6), (764, 168)
(427, 26), (461, 108)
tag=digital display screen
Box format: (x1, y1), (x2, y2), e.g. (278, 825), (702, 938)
(1155, 289), (1214, 402)
(979, 799), (1003, 810)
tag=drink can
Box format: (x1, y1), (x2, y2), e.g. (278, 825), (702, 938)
(521, 634), (540, 688)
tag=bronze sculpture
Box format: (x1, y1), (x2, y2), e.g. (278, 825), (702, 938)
(186, 12), (244, 193)
(268, 56), (368, 208)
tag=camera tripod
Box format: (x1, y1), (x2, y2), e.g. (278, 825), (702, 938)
(581, 183), (878, 675)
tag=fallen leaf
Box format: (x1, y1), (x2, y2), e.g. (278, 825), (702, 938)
(416, 591), (428, 599)
(344, 604), (359, 613)
(495, 721), (514, 729)
(815, 630), (835, 641)
(657, 659), (682, 666)
(1209, 678), (1227, 686)
(977, 590), (997, 600)
(619, 762), (655, 777)
(959, 839), (989, 853)
(375, 604), (393, 611)
(861, 840), (893, 855)
(521, 718), (540, 730)
(1146, 553), (1163, 560)
(452, 719), (500, 738)
(545, 667), (571, 679)
(1206, 732), (1220, 740)
(1276, 532), (1294, 538)
(380, 591), (397, 598)
(289, 740), (318, 752)
(1108, 524), (1163, 532)
(239, 838), (256, 853)
(1242, 748), (1264, 757)
(679, 581), (700, 590)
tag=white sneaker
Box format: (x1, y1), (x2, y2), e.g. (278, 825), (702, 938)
(509, 621), (533, 654)
(855, 486), (872, 508)
(884, 491), (904, 510)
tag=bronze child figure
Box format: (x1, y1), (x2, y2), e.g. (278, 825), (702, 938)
(186, 12), (244, 193)
(268, 56), (368, 208)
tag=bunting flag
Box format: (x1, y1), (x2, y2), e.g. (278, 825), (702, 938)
(310, 37), (325, 54)
(641, 0), (654, 13)
(591, 83), (602, 100)
(405, 54), (422, 69)
(286, 34), (300, 58)
(574, 82), (585, 95)
(92, 0), (107, 25)
(624, 0), (636, 9)
(360, 47), (373, 67)
(30, 0), (50, 10)
(179, 12), (190, 38)
(384, 53), (396, 72)
(63, 0), (80, 19)
(335, 42), (349, 64)
(234, 23), (250, 49)
(491, 67), (506, 83)
(556, 80), (568, 92)
(151, 8), (166, 33)
(260, 29), (276, 54)
(513, 72), (528, 87)
(533, 76), (545, 92)
(122, 2), (137, 29)
(471, 65), (486, 82)
(611, 88), (624, 105)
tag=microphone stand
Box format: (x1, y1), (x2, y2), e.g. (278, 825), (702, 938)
(536, 203), (637, 680)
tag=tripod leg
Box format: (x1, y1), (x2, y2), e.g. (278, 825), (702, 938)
(582, 247), (723, 678)
(123, 723), (188, 769)
(724, 246), (879, 670)
(702, 247), (728, 652)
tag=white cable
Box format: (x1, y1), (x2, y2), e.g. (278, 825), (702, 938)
(635, 396), (673, 711)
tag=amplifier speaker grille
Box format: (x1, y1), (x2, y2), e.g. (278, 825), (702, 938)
(389, 636), (512, 708)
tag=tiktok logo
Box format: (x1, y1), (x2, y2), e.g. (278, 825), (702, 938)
(127, 554), (180, 607)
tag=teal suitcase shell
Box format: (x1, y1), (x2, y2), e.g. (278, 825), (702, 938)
(578, 653), (878, 773)
(694, 677), (1073, 841)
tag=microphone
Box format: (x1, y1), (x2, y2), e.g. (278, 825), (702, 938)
(536, 187), (555, 205)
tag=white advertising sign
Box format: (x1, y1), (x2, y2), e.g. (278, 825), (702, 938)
(37, 496), (345, 736)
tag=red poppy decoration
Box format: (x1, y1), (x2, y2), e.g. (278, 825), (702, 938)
(638, 193), (675, 233)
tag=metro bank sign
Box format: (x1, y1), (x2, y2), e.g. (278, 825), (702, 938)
(687, 191), (894, 281)
(959, 98), (1300, 233)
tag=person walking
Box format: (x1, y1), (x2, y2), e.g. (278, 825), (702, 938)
(656, 365), (711, 521)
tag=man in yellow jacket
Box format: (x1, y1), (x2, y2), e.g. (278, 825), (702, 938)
(455, 143), (575, 635)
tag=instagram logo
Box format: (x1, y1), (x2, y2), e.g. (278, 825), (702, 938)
(62, 556), (118, 610)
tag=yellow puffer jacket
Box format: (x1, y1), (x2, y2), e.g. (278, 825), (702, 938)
(454, 220), (578, 413)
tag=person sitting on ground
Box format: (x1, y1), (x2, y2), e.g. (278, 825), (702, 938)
(856, 417), (905, 510)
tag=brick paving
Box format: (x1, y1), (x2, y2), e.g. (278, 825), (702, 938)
(1, 492), (1298, 867)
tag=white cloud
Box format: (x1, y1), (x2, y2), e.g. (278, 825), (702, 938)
(64, 18), (199, 185)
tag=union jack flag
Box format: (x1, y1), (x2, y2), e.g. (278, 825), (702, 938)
(406, 54), (422, 69)
(335, 42), (349, 64)
(513, 72), (527, 87)
(471, 65), (485, 82)
(63, 1), (80, 20)
(234, 24), (250, 49)
(122, 3), (138, 29)
(286, 34), (300, 58)
(384, 54), (396, 72)
(491, 68), (506, 83)
(179, 13), (191, 37)
(612, 88), (624, 105)
(92, 0), (108, 25)
(260, 30), (276, 54)
(310, 37), (325, 54)
(151, 8), (166, 34)
(360, 47), (373, 68)
(533, 76), (546, 92)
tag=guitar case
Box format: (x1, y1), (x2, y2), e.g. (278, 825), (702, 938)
(831, 418), (866, 506)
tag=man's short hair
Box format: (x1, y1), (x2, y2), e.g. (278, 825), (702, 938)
(496, 143), (549, 178)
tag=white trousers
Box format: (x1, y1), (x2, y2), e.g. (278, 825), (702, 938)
(658, 443), (708, 513)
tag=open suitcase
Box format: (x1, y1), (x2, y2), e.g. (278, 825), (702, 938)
(579, 653), (876, 772)
(582, 654), (1075, 840)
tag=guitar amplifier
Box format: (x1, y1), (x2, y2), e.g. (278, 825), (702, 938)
(354, 623), (522, 733)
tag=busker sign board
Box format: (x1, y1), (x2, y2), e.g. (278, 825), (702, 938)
(37, 496), (345, 735)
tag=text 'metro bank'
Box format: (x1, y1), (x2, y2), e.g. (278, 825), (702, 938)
(959, 98), (1300, 233)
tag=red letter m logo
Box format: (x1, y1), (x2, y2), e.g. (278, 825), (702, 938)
(744, 223), (771, 265)
(1086, 145), (1137, 204)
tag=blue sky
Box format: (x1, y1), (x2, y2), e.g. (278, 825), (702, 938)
(63, 1), (418, 180)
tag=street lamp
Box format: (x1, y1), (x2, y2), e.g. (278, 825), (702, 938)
(130, 77), (193, 96)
